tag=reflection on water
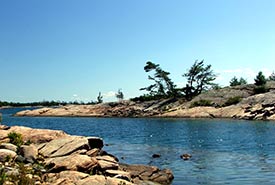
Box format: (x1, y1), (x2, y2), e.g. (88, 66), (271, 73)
(1, 108), (275, 184)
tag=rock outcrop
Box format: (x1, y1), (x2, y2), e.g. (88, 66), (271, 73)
(14, 82), (275, 121)
(0, 125), (174, 185)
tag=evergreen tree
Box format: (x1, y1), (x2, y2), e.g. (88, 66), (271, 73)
(140, 61), (177, 97)
(182, 60), (216, 99)
(230, 76), (247, 86)
(97, 92), (103, 103)
(254, 71), (266, 86)
(116, 89), (124, 101)
(269, 72), (275, 81)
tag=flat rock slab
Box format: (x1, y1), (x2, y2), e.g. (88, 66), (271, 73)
(96, 155), (119, 170)
(45, 154), (97, 173)
(76, 175), (134, 185)
(39, 136), (90, 158)
(119, 164), (174, 185)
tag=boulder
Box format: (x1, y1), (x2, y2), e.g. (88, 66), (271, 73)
(0, 149), (17, 162)
(44, 171), (89, 184)
(119, 164), (174, 184)
(39, 136), (90, 158)
(96, 155), (119, 170)
(0, 143), (17, 152)
(86, 148), (100, 157)
(45, 154), (97, 173)
(19, 144), (38, 163)
(87, 137), (104, 149)
(8, 126), (67, 144)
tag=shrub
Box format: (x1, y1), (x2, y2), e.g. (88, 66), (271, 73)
(8, 132), (24, 147)
(254, 71), (266, 86)
(190, 99), (213, 108)
(223, 96), (242, 107)
(253, 85), (268, 94)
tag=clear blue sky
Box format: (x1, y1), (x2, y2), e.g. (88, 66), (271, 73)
(1, 0), (275, 102)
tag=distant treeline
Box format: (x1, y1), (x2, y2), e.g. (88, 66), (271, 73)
(0, 100), (97, 107)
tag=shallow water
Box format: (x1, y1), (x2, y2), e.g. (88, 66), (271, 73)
(1, 108), (275, 184)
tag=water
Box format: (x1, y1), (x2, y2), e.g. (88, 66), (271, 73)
(2, 108), (275, 184)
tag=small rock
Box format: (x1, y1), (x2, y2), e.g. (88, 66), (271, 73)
(87, 137), (104, 149)
(19, 144), (38, 163)
(86, 148), (100, 157)
(180, 153), (192, 160)
(152, 154), (161, 158)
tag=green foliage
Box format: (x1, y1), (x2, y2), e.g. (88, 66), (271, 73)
(254, 71), (267, 86)
(116, 89), (124, 101)
(183, 60), (216, 100)
(0, 167), (7, 184)
(140, 61), (178, 97)
(97, 92), (103, 104)
(253, 85), (268, 94)
(223, 96), (242, 107)
(131, 94), (167, 102)
(229, 76), (247, 86)
(268, 71), (275, 81)
(8, 132), (24, 147)
(190, 99), (213, 108)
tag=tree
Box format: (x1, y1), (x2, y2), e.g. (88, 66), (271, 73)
(116, 89), (124, 101)
(229, 76), (247, 86)
(254, 71), (266, 86)
(97, 92), (103, 104)
(269, 71), (275, 81)
(182, 60), (216, 99)
(140, 61), (177, 97)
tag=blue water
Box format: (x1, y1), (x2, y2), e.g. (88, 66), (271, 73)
(2, 108), (275, 184)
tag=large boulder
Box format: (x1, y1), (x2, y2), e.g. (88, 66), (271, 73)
(39, 136), (90, 158)
(0, 143), (17, 152)
(45, 154), (97, 173)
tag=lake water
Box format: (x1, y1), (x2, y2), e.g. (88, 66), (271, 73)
(1, 108), (275, 184)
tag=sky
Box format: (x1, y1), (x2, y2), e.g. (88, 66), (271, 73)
(1, 0), (275, 102)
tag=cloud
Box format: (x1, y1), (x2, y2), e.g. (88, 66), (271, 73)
(103, 91), (116, 98)
(73, 94), (78, 97)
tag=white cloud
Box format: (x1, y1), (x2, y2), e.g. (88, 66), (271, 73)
(73, 94), (78, 97)
(103, 91), (116, 98)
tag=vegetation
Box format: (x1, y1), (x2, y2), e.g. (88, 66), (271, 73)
(8, 132), (24, 147)
(140, 61), (178, 98)
(268, 72), (275, 81)
(254, 71), (267, 86)
(182, 60), (216, 100)
(116, 89), (124, 101)
(229, 76), (247, 86)
(253, 71), (268, 94)
(97, 92), (103, 104)
(223, 96), (242, 107)
(190, 99), (213, 108)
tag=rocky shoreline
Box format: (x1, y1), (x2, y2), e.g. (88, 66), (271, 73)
(0, 125), (174, 185)
(15, 82), (275, 121)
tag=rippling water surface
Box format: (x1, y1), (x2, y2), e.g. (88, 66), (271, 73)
(2, 108), (275, 184)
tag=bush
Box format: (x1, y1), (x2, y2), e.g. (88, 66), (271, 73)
(223, 96), (242, 107)
(8, 132), (24, 147)
(253, 85), (268, 94)
(190, 99), (213, 108)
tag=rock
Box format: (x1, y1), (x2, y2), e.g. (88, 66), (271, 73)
(19, 144), (38, 163)
(8, 126), (68, 144)
(86, 148), (100, 157)
(39, 136), (90, 158)
(45, 154), (97, 173)
(0, 143), (17, 152)
(76, 175), (134, 185)
(44, 171), (89, 184)
(119, 164), (174, 184)
(106, 169), (131, 181)
(96, 155), (119, 170)
(152, 154), (161, 158)
(87, 137), (104, 149)
(0, 149), (17, 162)
(180, 153), (192, 160)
